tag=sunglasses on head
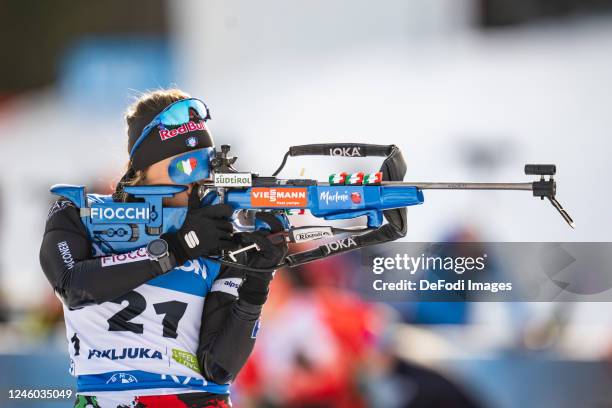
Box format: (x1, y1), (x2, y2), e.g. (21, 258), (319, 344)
(129, 98), (211, 159)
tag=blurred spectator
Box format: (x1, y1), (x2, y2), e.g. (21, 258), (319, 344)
(362, 351), (483, 408)
(235, 254), (384, 408)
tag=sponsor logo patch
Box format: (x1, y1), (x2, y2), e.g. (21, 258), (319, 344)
(323, 237), (358, 255)
(291, 227), (333, 243)
(89, 347), (163, 361)
(318, 187), (365, 209)
(251, 188), (308, 208)
(106, 372), (139, 385)
(184, 230), (199, 249)
(186, 136), (198, 147)
(172, 349), (201, 373)
(57, 241), (75, 269)
(214, 172), (252, 187)
(329, 146), (362, 157)
(176, 259), (207, 278)
(90, 203), (150, 223)
(101, 247), (149, 267)
(159, 121), (207, 141)
(320, 190), (349, 205)
(211, 278), (243, 296)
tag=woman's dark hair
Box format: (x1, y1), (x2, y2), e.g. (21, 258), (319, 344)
(112, 88), (190, 202)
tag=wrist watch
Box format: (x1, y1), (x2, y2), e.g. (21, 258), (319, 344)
(146, 238), (173, 273)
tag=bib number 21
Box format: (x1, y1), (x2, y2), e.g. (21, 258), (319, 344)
(107, 291), (187, 339)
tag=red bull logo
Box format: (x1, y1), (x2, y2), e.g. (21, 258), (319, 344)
(159, 121), (207, 141)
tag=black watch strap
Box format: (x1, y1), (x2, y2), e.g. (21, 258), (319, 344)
(157, 254), (174, 273)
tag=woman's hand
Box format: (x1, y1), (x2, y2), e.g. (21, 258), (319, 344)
(239, 230), (288, 270)
(236, 213), (289, 305)
(162, 189), (236, 265)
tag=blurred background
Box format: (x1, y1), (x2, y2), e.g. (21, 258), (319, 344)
(0, 0), (611, 406)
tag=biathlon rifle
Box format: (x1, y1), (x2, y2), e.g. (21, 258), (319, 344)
(50, 143), (574, 270)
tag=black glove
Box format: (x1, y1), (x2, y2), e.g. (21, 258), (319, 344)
(236, 213), (289, 305)
(240, 230), (288, 270)
(163, 189), (236, 266)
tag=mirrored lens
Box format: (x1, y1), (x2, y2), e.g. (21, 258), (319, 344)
(157, 99), (209, 127)
(168, 148), (214, 184)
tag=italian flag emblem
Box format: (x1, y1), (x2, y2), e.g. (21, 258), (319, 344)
(364, 172), (383, 184)
(346, 172), (365, 185)
(329, 172), (348, 185)
(177, 157), (197, 175)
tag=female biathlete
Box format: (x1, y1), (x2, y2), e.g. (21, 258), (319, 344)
(39, 89), (287, 407)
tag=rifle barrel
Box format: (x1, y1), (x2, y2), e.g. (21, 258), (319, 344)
(380, 181), (533, 191)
